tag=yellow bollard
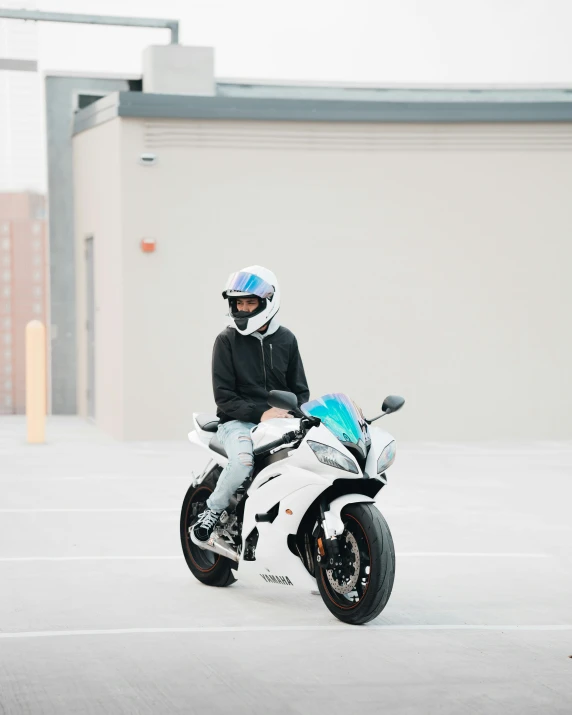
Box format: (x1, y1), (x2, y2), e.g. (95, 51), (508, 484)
(26, 320), (46, 444)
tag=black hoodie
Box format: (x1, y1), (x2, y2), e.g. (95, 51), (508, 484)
(212, 324), (310, 424)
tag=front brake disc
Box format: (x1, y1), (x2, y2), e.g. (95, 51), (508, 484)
(326, 531), (360, 594)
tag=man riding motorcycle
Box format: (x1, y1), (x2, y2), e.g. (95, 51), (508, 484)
(191, 265), (310, 546)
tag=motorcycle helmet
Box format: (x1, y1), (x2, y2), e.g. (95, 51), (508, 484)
(223, 265), (280, 335)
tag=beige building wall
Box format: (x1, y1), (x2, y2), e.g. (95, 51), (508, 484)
(74, 118), (572, 441)
(73, 119), (124, 438)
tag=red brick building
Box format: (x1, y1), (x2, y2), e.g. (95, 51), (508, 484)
(0, 192), (47, 415)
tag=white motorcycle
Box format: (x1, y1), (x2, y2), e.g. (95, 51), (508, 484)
(180, 390), (404, 625)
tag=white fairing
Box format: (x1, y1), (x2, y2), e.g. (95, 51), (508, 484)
(322, 494), (375, 537)
(364, 425), (396, 483)
(250, 418), (301, 450)
(188, 413), (396, 590)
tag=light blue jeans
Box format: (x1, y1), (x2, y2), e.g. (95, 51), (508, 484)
(206, 420), (256, 512)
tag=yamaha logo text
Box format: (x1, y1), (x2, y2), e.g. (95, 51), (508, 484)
(260, 573), (294, 586)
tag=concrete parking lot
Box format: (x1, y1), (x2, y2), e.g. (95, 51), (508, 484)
(1, 416), (571, 714)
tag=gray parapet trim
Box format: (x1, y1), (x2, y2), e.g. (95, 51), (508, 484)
(72, 92), (122, 135)
(73, 88), (572, 135)
(46, 75), (135, 415)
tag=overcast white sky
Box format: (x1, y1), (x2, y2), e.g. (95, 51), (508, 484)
(27, 0), (572, 84)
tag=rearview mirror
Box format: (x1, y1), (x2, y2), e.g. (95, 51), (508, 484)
(382, 395), (405, 414)
(268, 390), (301, 414)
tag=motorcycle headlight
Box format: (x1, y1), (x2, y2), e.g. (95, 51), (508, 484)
(307, 440), (359, 474)
(377, 440), (396, 474)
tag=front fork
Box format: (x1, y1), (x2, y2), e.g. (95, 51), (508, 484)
(314, 499), (343, 571)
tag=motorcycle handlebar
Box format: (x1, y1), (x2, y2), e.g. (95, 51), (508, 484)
(252, 416), (320, 458)
(253, 430), (299, 457)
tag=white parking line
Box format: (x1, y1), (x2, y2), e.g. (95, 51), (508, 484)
(0, 556), (180, 562)
(1, 624), (571, 639)
(0, 508), (178, 513)
(0, 475), (191, 482)
(397, 552), (552, 558)
(0, 552), (553, 562)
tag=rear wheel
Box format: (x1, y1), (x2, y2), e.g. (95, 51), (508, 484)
(317, 503), (395, 625)
(180, 471), (236, 587)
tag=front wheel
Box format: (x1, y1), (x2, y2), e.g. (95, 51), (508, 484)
(317, 503), (395, 625)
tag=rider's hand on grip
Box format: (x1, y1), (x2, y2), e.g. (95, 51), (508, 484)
(261, 407), (290, 421)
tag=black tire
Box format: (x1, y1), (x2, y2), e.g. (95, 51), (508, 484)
(180, 471), (236, 588)
(317, 503), (395, 625)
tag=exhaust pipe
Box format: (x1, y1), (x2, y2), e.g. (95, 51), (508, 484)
(190, 529), (239, 563)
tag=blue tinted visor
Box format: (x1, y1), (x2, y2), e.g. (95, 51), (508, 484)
(224, 271), (274, 300)
(301, 393), (369, 455)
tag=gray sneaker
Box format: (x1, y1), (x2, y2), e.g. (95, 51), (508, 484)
(191, 508), (222, 544)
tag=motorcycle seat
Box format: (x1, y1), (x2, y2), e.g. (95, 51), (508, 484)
(196, 413), (220, 433)
(209, 434), (227, 458)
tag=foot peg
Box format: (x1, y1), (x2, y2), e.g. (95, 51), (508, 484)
(190, 529), (239, 563)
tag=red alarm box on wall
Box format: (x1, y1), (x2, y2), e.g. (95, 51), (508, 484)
(141, 238), (156, 253)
